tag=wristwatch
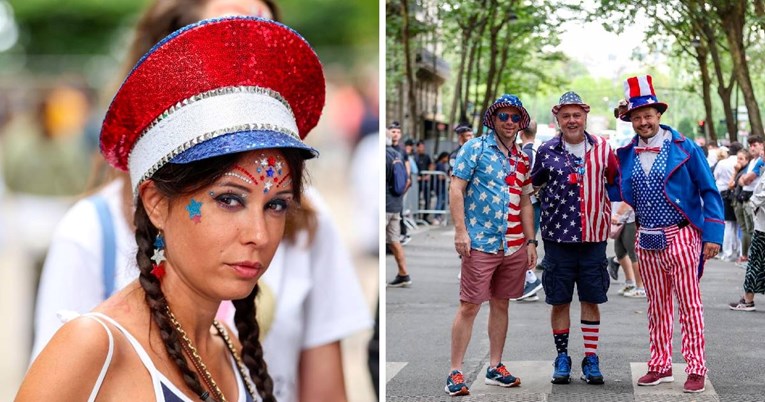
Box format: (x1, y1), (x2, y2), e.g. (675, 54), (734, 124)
(526, 239), (538, 247)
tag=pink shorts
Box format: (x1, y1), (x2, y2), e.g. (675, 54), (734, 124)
(460, 245), (527, 304)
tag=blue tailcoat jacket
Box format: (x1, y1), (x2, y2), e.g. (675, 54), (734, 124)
(615, 124), (724, 245)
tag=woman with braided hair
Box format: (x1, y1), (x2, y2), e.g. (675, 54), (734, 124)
(17, 16), (324, 402)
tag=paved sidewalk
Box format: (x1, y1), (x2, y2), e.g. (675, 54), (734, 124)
(386, 226), (765, 402)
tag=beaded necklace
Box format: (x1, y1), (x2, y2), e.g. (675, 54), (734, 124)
(563, 136), (588, 185)
(167, 308), (258, 402)
(494, 133), (520, 186)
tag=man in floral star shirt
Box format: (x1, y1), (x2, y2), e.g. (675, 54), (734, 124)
(530, 91), (619, 386)
(444, 95), (537, 396)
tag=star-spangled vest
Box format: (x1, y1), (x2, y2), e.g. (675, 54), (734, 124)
(632, 139), (685, 229)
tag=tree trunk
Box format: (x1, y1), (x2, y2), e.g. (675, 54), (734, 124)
(401, 0), (419, 139)
(493, 21), (514, 97)
(699, 4), (736, 141)
(480, 1), (505, 122)
(696, 47), (717, 142)
(716, 0), (764, 137)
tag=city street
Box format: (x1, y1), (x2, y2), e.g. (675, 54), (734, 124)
(386, 226), (765, 402)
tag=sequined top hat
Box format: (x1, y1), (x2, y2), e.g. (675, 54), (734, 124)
(100, 17), (325, 194)
(619, 74), (668, 122)
(482, 94), (531, 131)
(551, 91), (591, 115)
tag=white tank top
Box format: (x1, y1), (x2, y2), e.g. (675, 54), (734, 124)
(83, 312), (255, 402)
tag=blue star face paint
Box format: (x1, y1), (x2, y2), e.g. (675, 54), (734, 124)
(186, 198), (203, 223)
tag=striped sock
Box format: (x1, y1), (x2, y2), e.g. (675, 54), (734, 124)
(581, 320), (600, 356)
(553, 329), (569, 354)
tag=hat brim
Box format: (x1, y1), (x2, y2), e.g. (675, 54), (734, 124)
(619, 102), (668, 122)
(552, 103), (591, 115)
(483, 103), (531, 131)
(170, 130), (318, 164)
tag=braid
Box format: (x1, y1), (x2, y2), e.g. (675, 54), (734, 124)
(135, 201), (207, 397)
(233, 285), (276, 402)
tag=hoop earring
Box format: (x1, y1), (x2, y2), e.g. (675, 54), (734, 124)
(151, 232), (167, 280)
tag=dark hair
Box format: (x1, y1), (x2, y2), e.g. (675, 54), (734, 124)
(404, 139), (414, 146)
(748, 135), (763, 145)
(416, 140), (425, 146)
(437, 151), (450, 161)
(728, 141), (743, 156)
(613, 99), (629, 119)
(454, 125), (472, 134)
(135, 150), (303, 402)
(124, 0), (281, 79)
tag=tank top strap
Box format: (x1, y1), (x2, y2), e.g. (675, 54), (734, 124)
(81, 314), (114, 402)
(84, 312), (165, 398)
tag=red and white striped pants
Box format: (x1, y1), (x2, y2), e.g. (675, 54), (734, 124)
(636, 225), (707, 376)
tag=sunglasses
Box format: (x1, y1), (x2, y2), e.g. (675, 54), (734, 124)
(497, 112), (522, 123)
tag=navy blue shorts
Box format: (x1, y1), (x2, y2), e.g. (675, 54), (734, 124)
(541, 241), (609, 305)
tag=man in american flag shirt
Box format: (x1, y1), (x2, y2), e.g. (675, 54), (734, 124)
(444, 94), (537, 396)
(530, 91), (620, 386)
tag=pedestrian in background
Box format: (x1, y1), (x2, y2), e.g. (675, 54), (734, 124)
(531, 91), (619, 386)
(616, 74), (723, 393)
(386, 130), (411, 288)
(513, 119), (543, 302)
(735, 136), (764, 267)
(714, 141), (744, 261)
(445, 94), (537, 396)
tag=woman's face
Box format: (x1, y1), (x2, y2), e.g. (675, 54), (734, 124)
(157, 149), (293, 300)
(737, 151), (749, 167)
(201, 0), (274, 20)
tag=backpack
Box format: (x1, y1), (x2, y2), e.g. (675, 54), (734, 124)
(386, 147), (408, 196)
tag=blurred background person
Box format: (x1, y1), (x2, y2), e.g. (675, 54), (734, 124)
(0, 0), (378, 400)
(715, 142), (743, 262)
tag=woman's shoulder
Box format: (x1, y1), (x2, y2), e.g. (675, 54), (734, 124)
(18, 315), (115, 399)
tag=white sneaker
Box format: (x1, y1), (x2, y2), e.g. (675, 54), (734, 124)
(624, 288), (646, 298)
(618, 285), (635, 295)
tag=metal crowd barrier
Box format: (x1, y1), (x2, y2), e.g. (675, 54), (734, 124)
(411, 170), (451, 226)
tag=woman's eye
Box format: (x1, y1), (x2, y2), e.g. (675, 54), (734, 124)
(266, 198), (290, 213)
(216, 194), (244, 209)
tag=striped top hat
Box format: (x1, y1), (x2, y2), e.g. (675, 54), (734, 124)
(620, 75), (668, 122)
(482, 94), (531, 131)
(100, 17), (325, 194)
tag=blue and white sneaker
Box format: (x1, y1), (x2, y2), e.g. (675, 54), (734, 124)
(551, 353), (571, 384)
(512, 278), (543, 301)
(484, 363), (521, 387)
(580, 354), (604, 384)
(444, 370), (469, 396)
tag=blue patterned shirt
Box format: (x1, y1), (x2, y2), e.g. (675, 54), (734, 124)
(452, 134), (533, 254)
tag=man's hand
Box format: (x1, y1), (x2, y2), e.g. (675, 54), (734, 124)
(526, 244), (538, 269)
(454, 230), (471, 257)
(702, 242), (720, 261)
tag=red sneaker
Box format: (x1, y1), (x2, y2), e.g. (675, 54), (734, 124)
(637, 369), (674, 386)
(684, 374), (705, 393)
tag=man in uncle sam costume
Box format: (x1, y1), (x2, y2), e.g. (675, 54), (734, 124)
(615, 74), (723, 393)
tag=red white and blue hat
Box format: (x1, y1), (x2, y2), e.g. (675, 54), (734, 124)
(551, 91), (590, 115)
(620, 74), (668, 121)
(100, 17), (325, 194)
(483, 94), (531, 131)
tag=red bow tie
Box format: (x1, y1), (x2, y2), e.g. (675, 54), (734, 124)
(635, 146), (661, 154)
